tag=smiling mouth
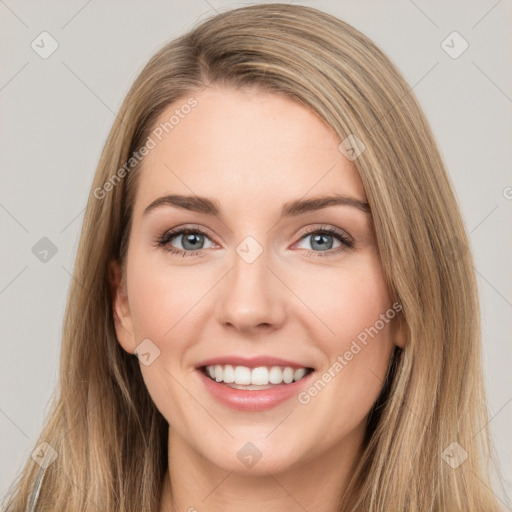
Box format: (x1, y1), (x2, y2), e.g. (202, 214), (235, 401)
(200, 364), (315, 390)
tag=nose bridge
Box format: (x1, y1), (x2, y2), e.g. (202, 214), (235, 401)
(215, 234), (286, 330)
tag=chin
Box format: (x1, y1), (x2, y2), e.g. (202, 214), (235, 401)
(196, 436), (303, 476)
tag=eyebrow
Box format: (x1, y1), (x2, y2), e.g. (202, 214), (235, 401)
(143, 193), (371, 219)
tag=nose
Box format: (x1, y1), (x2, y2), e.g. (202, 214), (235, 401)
(215, 241), (288, 335)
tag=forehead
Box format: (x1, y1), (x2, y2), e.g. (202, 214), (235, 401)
(132, 86), (366, 217)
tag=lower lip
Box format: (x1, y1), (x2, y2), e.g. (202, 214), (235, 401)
(197, 368), (315, 412)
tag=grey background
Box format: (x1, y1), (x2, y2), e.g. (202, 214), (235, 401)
(1, 0), (511, 507)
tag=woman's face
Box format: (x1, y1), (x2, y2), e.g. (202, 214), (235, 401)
(112, 85), (403, 476)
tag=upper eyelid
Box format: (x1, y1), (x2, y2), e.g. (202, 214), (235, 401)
(161, 225), (218, 245)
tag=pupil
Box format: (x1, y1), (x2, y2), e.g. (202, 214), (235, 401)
(183, 233), (203, 250)
(312, 234), (332, 251)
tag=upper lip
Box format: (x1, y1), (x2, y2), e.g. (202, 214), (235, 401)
(195, 356), (314, 370)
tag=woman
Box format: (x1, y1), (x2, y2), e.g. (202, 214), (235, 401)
(2, 3), (504, 511)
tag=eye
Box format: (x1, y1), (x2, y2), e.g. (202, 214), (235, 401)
(155, 227), (215, 257)
(294, 225), (354, 257)
(154, 224), (354, 258)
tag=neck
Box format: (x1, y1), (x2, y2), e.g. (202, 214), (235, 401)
(159, 425), (365, 512)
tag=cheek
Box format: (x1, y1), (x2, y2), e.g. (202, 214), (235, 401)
(125, 254), (203, 429)
(292, 252), (392, 346)
(293, 254), (395, 419)
(126, 252), (205, 345)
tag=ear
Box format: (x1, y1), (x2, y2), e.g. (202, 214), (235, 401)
(109, 260), (136, 355)
(392, 309), (407, 349)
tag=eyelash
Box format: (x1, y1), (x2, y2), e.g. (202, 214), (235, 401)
(154, 224), (354, 258)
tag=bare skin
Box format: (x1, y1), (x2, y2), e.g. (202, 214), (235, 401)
(110, 85), (405, 512)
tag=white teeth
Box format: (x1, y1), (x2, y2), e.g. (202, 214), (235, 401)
(223, 364), (235, 383)
(269, 366), (283, 384)
(283, 367), (294, 384)
(294, 368), (307, 381)
(234, 366), (251, 385)
(203, 364), (311, 385)
(251, 366), (269, 385)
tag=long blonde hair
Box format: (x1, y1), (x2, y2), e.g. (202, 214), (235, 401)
(2, 4), (503, 511)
